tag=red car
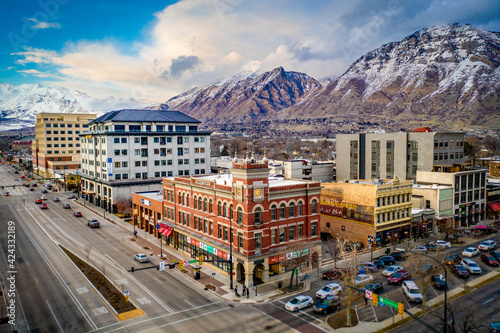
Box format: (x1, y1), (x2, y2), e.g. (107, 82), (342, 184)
(74, 212), (82, 217)
(35, 199), (43, 204)
(40, 203), (48, 209)
(32, 183), (37, 187)
(29, 188), (35, 191)
(388, 270), (411, 284)
(480, 254), (499, 266)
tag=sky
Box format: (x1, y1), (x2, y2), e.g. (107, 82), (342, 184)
(1, 0), (499, 104)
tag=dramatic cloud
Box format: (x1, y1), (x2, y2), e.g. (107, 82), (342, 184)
(11, 0), (500, 103)
(27, 18), (61, 29)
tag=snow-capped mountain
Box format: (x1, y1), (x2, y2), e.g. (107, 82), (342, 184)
(0, 83), (145, 131)
(156, 67), (323, 124)
(288, 23), (500, 129)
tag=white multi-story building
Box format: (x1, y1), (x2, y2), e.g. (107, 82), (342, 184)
(80, 109), (211, 212)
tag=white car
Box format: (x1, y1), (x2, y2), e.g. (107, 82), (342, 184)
(41, 195), (48, 200)
(461, 258), (482, 274)
(285, 295), (313, 312)
(415, 245), (428, 253)
(402, 280), (423, 303)
(462, 247), (479, 257)
(478, 240), (497, 251)
(134, 253), (149, 263)
(435, 240), (451, 249)
(383, 265), (403, 277)
(354, 274), (374, 286)
(316, 283), (342, 299)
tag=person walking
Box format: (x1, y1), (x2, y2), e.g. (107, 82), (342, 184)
(242, 285), (246, 296)
(234, 286), (240, 297)
(247, 287), (249, 299)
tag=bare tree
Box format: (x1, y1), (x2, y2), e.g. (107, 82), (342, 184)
(115, 196), (132, 216)
(281, 240), (313, 290)
(406, 250), (436, 308)
(436, 301), (482, 333)
(323, 237), (341, 268)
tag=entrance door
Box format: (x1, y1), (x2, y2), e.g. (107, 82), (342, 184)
(253, 264), (264, 285)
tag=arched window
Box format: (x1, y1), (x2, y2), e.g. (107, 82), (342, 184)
(217, 201), (222, 216)
(209, 199), (213, 213)
(279, 203), (286, 219)
(311, 199), (318, 214)
(230, 204), (233, 220)
(297, 201), (303, 216)
(178, 192), (182, 204)
(237, 207), (243, 223)
(186, 194), (190, 207)
(203, 198), (208, 212)
(271, 205), (277, 220)
(223, 203), (228, 217)
(289, 202), (295, 218)
(182, 193), (185, 205)
(198, 197), (202, 210)
(254, 207), (262, 224)
(194, 196), (198, 209)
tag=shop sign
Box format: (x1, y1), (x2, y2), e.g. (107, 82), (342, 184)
(207, 246), (213, 254)
(187, 236), (191, 244)
(200, 241), (204, 249)
(221, 252), (228, 260)
(213, 248), (218, 256)
(203, 243), (208, 251)
(195, 240), (199, 247)
(286, 252), (293, 260)
(269, 256), (278, 264)
(279, 254), (286, 262)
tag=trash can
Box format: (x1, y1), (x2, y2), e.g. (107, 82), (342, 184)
(193, 266), (201, 280)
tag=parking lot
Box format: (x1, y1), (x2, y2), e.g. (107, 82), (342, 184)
(274, 233), (500, 326)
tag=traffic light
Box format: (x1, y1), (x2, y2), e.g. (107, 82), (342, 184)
(199, 256), (203, 265)
(13, 185), (15, 189)
(1, 186), (3, 190)
(372, 294), (378, 306)
(398, 303), (404, 316)
(179, 261), (184, 270)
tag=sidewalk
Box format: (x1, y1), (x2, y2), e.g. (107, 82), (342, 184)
(74, 198), (292, 304)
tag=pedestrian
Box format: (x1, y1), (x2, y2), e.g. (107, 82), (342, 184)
(234, 286), (240, 297)
(247, 287), (249, 299)
(134, 230), (137, 239)
(242, 285), (246, 296)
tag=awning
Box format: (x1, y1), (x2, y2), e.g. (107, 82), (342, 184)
(163, 226), (172, 237)
(488, 202), (500, 212)
(158, 226), (165, 233)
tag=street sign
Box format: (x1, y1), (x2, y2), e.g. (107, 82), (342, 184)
(379, 297), (399, 309)
(368, 235), (374, 243)
(155, 224), (160, 230)
(124, 289), (130, 296)
(82, 195), (87, 198)
(188, 259), (198, 264)
(212, 273), (216, 277)
(159, 262), (165, 271)
(183, 259), (189, 266)
(365, 290), (373, 299)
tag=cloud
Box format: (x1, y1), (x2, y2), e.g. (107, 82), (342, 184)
(17, 69), (60, 78)
(28, 18), (61, 29)
(11, 0), (500, 103)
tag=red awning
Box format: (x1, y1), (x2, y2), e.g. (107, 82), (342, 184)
(163, 226), (172, 237)
(158, 227), (165, 233)
(488, 202), (500, 212)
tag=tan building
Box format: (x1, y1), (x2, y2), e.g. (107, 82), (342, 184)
(412, 184), (453, 232)
(320, 177), (413, 247)
(32, 113), (96, 178)
(336, 131), (465, 182)
(490, 161), (500, 178)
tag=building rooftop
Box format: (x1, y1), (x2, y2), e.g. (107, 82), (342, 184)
(90, 109), (200, 124)
(134, 190), (163, 201)
(197, 174), (309, 187)
(413, 184), (453, 190)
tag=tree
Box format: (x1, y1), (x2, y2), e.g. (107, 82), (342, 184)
(323, 237), (341, 268)
(405, 246), (439, 309)
(115, 196), (132, 216)
(281, 240), (312, 290)
(436, 301), (482, 333)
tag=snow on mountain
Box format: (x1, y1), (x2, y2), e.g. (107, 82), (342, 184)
(0, 83), (145, 131)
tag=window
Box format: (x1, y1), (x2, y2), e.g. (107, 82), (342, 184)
(298, 202), (303, 216)
(223, 226), (228, 241)
(271, 205), (277, 220)
(237, 207), (243, 223)
(279, 227), (286, 242)
(218, 225), (222, 239)
(279, 203), (286, 218)
(121, 149), (127, 156)
(311, 222), (317, 236)
(114, 150), (120, 156)
(289, 226), (295, 241)
(311, 200), (318, 214)
(254, 207), (262, 224)
(209, 199), (213, 213)
(298, 224), (303, 238)
(238, 233), (243, 251)
(203, 198), (208, 212)
(114, 162), (120, 168)
(288, 203), (295, 217)
(271, 229), (277, 244)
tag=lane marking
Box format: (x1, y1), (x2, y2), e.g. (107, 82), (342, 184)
(46, 300), (64, 332)
(250, 304), (301, 333)
(269, 301), (329, 331)
(185, 300), (195, 307)
(483, 298), (494, 305)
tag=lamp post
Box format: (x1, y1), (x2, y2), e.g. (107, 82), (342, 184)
(229, 212), (234, 290)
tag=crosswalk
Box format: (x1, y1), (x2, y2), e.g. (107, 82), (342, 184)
(356, 302), (378, 322)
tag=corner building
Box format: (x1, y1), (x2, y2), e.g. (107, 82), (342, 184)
(160, 156), (322, 287)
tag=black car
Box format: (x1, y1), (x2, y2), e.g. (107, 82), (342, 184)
(371, 260), (386, 269)
(313, 296), (341, 315)
(451, 264), (470, 278)
(63, 203), (71, 209)
(376, 256), (396, 265)
(364, 282), (384, 294)
(41, 189), (48, 193)
(489, 251), (500, 262)
(431, 275), (447, 290)
(443, 254), (461, 266)
(389, 252), (406, 261)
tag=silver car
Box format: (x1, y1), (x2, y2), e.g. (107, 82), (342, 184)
(134, 253), (149, 263)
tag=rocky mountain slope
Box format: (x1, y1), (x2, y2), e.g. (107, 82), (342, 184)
(157, 67), (323, 124)
(0, 83), (144, 131)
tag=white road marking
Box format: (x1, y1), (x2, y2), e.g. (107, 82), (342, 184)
(34, 278), (38, 284)
(483, 298), (494, 305)
(92, 307), (109, 316)
(269, 302), (328, 330)
(399, 289), (412, 309)
(46, 300), (64, 332)
(430, 285), (439, 297)
(77, 287), (89, 294)
(185, 300), (195, 307)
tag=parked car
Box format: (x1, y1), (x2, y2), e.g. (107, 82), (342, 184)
(480, 254), (499, 266)
(41, 195), (47, 200)
(414, 245), (428, 253)
(434, 240), (451, 248)
(35, 199), (43, 204)
(426, 243), (438, 251)
(32, 183), (37, 187)
(478, 240), (497, 251)
(87, 219), (100, 228)
(4, 192), (10, 196)
(488, 251), (500, 262)
(383, 265), (403, 277)
(388, 270), (411, 285)
(74, 211), (83, 217)
(431, 275), (447, 290)
(285, 295), (313, 312)
(371, 260), (386, 269)
(63, 203), (71, 209)
(460, 258), (482, 274)
(67, 194), (76, 199)
(134, 253), (149, 263)
(377, 256), (396, 265)
(316, 283), (342, 299)
(360, 262), (378, 273)
(364, 282), (385, 294)
(40, 203), (48, 209)
(443, 254), (461, 266)
(389, 252), (406, 261)
(313, 296), (341, 315)
(53, 197), (60, 202)
(41, 189), (48, 193)
(462, 247), (479, 257)
(322, 269), (346, 280)
(29, 188), (34, 191)
(451, 264), (470, 278)
(354, 274), (374, 286)
(402, 280), (423, 303)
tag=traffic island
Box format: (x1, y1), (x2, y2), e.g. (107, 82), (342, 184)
(327, 308), (358, 329)
(60, 245), (141, 318)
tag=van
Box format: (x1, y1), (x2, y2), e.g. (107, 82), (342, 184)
(402, 280), (423, 303)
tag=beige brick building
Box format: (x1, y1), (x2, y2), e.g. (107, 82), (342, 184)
(321, 177), (413, 247)
(32, 113), (96, 178)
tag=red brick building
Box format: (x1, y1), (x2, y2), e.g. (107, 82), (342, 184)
(132, 156), (322, 287)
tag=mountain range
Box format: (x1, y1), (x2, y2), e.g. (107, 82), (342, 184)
(1, 23), (499, 132)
